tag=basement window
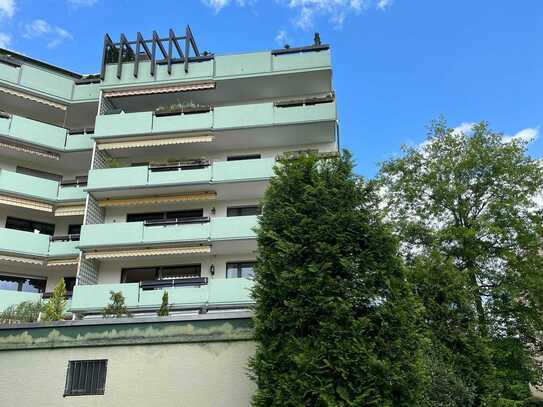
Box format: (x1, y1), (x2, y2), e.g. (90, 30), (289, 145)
(64, 359), (107, 397)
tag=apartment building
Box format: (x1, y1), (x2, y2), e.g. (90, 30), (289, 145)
(0, 28), (337, 405)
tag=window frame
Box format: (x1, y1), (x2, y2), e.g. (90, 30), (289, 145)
(226, 205), (262, 217)
(64, 359), (108, 397)
(226, 261), (256, 279)
(5, 216), (55, 236)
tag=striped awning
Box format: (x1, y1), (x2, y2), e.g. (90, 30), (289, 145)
(0, 194), (53, 212)
(97, 134), (214, 151)
(85, 245), (211, 260)
(98, 192), (216, 207)
(103, 81), (216, 98)
(55, 205), (86, 216)
(0, 254), (43, 265)
(0, 139), (60, 160)
(0, 85), (67, 111)
(47, 258), (79, 267)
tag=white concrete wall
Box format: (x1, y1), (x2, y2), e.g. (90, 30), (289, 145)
(0, 340), (256, 407)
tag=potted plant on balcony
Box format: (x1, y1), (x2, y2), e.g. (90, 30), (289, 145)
(157, 291), (170, 317)
(103, 291), (131, 318)
(155, 100), (211, 117)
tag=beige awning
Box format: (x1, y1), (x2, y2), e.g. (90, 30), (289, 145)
(98, 192), (216, 207)
(0, 85), (67, 111)
(47, 258), (79, 267)
(55, 205), (86, 216)
(85, 245), (211, 260)
(97, 134), (215, 151)
(0, 139), (60, 160)
(0, 194), (53, 212)
(0, 254), (43, 265)
(103, 81), (216, 98)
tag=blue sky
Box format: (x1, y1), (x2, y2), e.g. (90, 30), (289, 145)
(0, 0), (541, 177)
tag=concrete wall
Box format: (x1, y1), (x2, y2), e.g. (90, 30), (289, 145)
(0, 340), (256, 407)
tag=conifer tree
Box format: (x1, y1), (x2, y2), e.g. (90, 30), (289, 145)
(103, 291), (131, 318)
(250, 151), (426, 406)
(157, 291), (169, 316)
(42, 278), (67, 321)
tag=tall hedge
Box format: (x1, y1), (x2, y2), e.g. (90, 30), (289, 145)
(250, 151), (426, 406)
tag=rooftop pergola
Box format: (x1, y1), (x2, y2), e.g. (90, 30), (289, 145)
(100, 26), (212, 80)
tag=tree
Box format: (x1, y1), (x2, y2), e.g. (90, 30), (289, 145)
(157, 291), (169, 316)
(379, 119), (543, 404)
(250, 151), (426, 406)
(103, 291), (131, 318)
(0, 301), (42, 324)
(41, 278), (67, 321)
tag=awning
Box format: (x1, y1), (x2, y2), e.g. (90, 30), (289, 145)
(0, 194), (53, 212)
(0, 254), (43, 265)
(55, 205), (85, 216)
(98, 192), (216, 207)
(0, 139), (60, 160)
(97, 134), (214, 151)
(0, 85), (67, 111)
(85, 245), (211, 260)
(102, 81), (216, 98)
(47, 258), (79, 267)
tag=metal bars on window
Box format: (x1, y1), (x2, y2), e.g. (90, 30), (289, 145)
(64, 359), (107, 397)
(100, 26), (212, 80)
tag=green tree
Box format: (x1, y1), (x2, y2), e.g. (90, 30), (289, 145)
(41, 278), (67, 321)
(0, 301), (42, 324)
(157, 291), (169, 316)
(250, 151), (426, 406)
(379, 119), (543, 404)
(103, 291), (131, 318)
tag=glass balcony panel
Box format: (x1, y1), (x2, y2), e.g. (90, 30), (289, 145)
(94, 111), (153, 138)
(70, 283), (140, 311)
(86, 166), (148, 190)
(79, 222), (144, 248)
(0, 289), (42, 312)
(214, 103), (274, 129)
(9, 115), (67, 150)
(0, 169), (58, 201)
(214, 52), (272, 77)
(274, 100), (336, 125)
(210, 215), (258, 241)
(48, 239), (79, 257)
(19, 65), (74, 100)
(0, 228), (51, 256)
(142, 222), (211, 244)
(152, 111), (213, 134)
(272, 49), (331, 72)
(148, 166), (211, 186)
(212, 158), (274, 182)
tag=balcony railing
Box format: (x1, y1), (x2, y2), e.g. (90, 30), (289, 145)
(0, 169), (87, 203)
(93, 100), (336, 140)
(0, 114), (93, 152)
(0, 228), (80, 258)
(70, 278), (253, 313)
(79, 215), (257, 249)
(140, 277), (208, 290)
(86, 158), (274, 192)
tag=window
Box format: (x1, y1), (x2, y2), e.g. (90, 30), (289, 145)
(0, 274), (46, 293)
(64, 360), (107, 396)
(16, 166), (62, 182)
(227, 154), (261, 161)
(68, 224), (82, 235)
(226, 262), (256, 279)
(127, 209), (204, 223)
(121, 264), (201, 283)
(227, 206), (261, 217)
(6, 216), (55, 236)
(64, 277), (76, 293)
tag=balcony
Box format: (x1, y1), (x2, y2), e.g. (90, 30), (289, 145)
(0, 114), (93, 152)
(70, 278), (254, 313)
(86, 158), (274, 196)
(0, 169), (86, 203)
(0, 289), (42, 312)
(79, 215), (257, 249)
(0, 57), (99, 103)
(0, 228), (80, 258)
(92, 100), (337, 147)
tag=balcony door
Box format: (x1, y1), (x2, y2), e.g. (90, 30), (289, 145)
(121, 264), (202, 284)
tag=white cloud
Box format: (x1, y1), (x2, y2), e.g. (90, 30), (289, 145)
(0, 0), (15, 18)
(67, 0), (98, 7)
(275, 29), (289, 45)
(23, 19), (73, 48)
(0, 32), (11, 48)
(452, 122), (475, 136)
(503, 127), (539, 143)
(201, 0), (253, 13)
(281, 0), (388, 30)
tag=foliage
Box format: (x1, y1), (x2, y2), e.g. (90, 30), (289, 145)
(41, 278), (68, 321)
(103, 291), (131, 318)
(379, 119), (543, 404)
(157, 291), (170, 317)
(0, 301), (42, 324)
(250, 151), (427, 406)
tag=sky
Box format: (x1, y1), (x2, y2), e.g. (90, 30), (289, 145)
(0, 0), (542, 177)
